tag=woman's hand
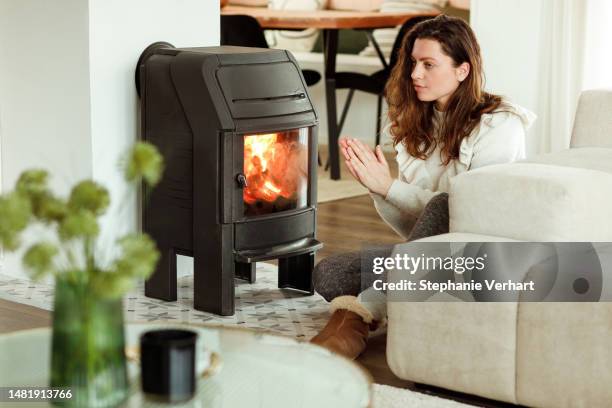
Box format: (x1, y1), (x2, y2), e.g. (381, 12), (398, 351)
(339, 138), (394, 197)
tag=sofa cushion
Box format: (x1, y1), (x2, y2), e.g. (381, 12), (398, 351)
(523, 147), (612, 174)
(570, 89), (612, 148)
(449, 163), (612, 241)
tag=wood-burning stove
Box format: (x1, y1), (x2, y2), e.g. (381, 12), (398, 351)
(137, 43), (322, 316)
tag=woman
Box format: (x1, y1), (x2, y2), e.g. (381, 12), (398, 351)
(311, 15), (535, 359)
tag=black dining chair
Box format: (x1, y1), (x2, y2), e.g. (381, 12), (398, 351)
(220, 14), (322, 87)
(332, 16), (433, 148)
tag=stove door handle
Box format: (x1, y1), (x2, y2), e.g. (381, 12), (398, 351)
(236, 173), (248, 188)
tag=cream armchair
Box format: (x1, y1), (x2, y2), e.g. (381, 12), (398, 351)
(386, 90), (612, 407)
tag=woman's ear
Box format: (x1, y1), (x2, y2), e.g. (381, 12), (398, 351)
(456, 62), (470, 82)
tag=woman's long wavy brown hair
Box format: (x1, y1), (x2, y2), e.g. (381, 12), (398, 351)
(385, 15), (505, 164)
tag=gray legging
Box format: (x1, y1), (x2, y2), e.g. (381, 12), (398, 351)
(313, 193), (450, 302)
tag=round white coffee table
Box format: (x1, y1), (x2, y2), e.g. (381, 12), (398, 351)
(0, 322), (371, 407)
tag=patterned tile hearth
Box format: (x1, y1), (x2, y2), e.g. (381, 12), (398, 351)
(0, 263), (330, 340)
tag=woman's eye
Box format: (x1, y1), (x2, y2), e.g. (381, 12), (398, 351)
(425, 63), (434, 69)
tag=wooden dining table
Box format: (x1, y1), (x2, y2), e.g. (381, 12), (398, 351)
(222, 5), (439, 180)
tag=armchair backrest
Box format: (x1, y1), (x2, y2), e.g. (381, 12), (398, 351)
(570, 89), (612, 148)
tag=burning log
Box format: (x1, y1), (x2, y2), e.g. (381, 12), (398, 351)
(245, 194), (298, 216)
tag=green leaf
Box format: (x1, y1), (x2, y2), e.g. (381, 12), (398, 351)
(58, 210), (99, 241)
(23, 242), (58, 280)
(68, 180), (110, 216)
(0, 192), (32, 251)
(123, 142), (164, 186)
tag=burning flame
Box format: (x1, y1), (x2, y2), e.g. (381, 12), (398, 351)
(243, 132), (305, 208)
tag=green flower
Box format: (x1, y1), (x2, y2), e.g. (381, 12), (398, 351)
(68, 180), (110, 216)
(23, 242), (58, 280)
(16, 169), (49, 198)
(36, 193), (68, 223)
(0, 192), (32, 251)
(58, 210), (99, 241)
(15, 170), (59, 220)
(111, 234), (159, 280)
(123, 142), (164, 186)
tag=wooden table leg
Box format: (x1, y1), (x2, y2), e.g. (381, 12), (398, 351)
(323, 29), (341, 180)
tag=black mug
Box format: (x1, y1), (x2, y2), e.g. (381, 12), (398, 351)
(140, 329), (198, 403)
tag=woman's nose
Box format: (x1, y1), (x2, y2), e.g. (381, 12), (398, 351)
(411, 64), (423, 80)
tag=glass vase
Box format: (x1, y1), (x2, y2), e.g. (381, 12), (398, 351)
(50, 276), (128, 407)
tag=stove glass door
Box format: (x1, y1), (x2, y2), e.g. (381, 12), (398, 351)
(242, 127), (309, 216)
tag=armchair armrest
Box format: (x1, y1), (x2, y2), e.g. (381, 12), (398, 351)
(449, 163), (612, 241)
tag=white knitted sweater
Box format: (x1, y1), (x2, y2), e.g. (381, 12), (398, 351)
(372, 102), (537, 239)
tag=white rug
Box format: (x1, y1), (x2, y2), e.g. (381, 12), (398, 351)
(0, 262), (330, 340)
(372, 384), (474, 408)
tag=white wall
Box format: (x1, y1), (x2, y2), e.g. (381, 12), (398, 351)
(88, 0), (217, 266)
(0, 0), (93, 279)
(0, 0), (218, 279)
(0, 0), (93, 195)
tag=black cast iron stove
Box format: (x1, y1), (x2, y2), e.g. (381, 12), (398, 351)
(136, 43), (322, 316)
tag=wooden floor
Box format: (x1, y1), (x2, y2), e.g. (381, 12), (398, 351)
(0, 298), (50, 333)
(316, 195), (400, 261)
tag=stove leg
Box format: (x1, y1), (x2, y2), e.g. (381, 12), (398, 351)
(145, 245), (177, 301)
(278, 253), (314, 295)
(235, 261), (256, 283)
(193, 227), (235, 316)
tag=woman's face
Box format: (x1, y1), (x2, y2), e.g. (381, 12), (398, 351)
(410, 38), (469, 110)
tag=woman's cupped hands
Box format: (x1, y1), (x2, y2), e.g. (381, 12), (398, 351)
(340, 138), (393, 198)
